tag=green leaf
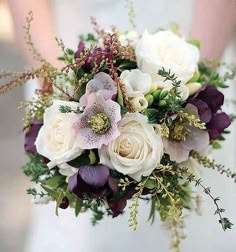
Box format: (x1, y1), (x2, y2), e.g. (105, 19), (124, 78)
(75, 199), (83, 217)
(55, 191), (65, 216)
(117, 85), (124, 107)
(41, 184), (60, 199)
(212, 141), (222, 149)
(42, 175), (66, 189)
(144, 108), (159, 123)
(67, 153), (91, 168)
(66, 48), (75, 55)
(57, 56), (65, 61)
(145, 179), (156, 189)
(187, 39), (201, 49)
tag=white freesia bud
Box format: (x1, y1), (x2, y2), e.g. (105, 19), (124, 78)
(120, 69), (152, 97)
(186, 82), (202, 96)
(53, 69), (76, 100)
(130, 96), (148, 112)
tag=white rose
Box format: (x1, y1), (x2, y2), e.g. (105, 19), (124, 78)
(99, 112), (164, 181)
(35, 100), (83, 176)
(53, 69), (76, 100)
(135, 30), (199, 88)
(120, 69), (152, 97)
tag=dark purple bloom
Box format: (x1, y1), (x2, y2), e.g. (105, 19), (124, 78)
(24, 121), (43, 154)
(68, 165), (135, 217)
(188, 84), (231, 140)
(79, 165), (110, 188)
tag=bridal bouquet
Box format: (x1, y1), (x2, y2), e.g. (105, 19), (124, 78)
(1, 12), (236, 251)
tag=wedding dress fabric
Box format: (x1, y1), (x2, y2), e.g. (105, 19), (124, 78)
(24, 1), (236, 251)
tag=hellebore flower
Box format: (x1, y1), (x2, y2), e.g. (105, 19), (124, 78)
(74, 93), (121, 149)
(163, 104), (209, 163)
(24, 121), (43, 154)
(79, 72), (117, 106)
(188, 84), (231, 140)
(68, 164), (134, 217)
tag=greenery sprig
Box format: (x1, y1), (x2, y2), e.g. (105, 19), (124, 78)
(180, 168), (233, 231)
(191, 151), (236, 183)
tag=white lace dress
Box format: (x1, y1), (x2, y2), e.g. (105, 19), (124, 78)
(24, 1), (236, 251)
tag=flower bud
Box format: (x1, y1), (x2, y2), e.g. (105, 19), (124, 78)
(159, 90), (169, 100)
(153, 89), (162, 101)
(130, 96), (148, 111)
(158, 100), (167, 107)
(145, 94), (154, 106)
(186, 82), (202, 96)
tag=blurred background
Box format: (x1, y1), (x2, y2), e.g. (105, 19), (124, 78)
(0, 1), (31, 251)
(0, 0), (236, 252)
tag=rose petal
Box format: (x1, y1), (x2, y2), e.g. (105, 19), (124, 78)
(79, 165), (110, 188)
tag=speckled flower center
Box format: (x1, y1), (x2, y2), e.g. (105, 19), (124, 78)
(170, 122), (190, 141)
(87, 112), (111, 134)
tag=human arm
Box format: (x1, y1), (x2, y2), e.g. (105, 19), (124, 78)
(6, 0), (63, 69)
(192, 0), (236, 60)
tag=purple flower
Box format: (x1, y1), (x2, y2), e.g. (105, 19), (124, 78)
(163, 104), (209, 163)
(68, 165), (133, 217)
(73, 93), (121, 149)
(80, 72), (117, 106)
(24, 121), (43, 154)
(188, 84), (231, 140)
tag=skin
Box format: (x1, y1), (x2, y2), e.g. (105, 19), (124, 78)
(191, 0), (236, 60)
(7, 0), (63, 69)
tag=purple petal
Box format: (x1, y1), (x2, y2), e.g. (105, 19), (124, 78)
(108, 177), (118, 195)
(108, 198), (127, 218)
(182, 127), (209, 152)
(24, 121), (43, 154)
(194, 85), (224, 113)
(69, 172), (106, 199)
(79, 165), (110, 188)
(163, 138), (190, 163)
(188, 99), (212, 123)
(79, 72), (117, 106)
(207, 113), (231, 140)
(108, 188), (135, 218)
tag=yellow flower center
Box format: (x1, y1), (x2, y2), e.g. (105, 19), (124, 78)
(170, 122), (190, 141)
(87, 112), (110, 134)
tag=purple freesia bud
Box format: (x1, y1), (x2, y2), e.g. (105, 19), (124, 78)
(59, 197), (69, 209)
(188, 84), (231, 141)
(24, 121), (43, 154)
